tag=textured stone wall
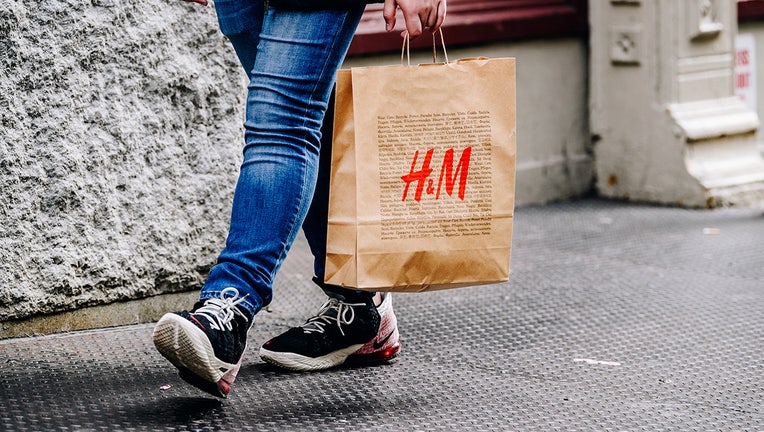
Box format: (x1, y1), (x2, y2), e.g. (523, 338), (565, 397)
(0, 0), (246, 321)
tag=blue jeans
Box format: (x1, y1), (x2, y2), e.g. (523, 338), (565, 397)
(199, 0), (367, 317)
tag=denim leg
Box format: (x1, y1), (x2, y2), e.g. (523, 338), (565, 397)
(201, 3), (366, 317)
(213, 0), (264, 76)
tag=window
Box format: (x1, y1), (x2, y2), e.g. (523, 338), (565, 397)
(739, 0), (764, 21)
(349, 0), (588, 55)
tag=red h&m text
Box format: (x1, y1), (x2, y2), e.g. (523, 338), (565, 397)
(400, 147), (472, 202)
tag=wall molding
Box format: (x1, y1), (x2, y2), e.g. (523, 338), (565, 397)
(0, 291), (198, 339)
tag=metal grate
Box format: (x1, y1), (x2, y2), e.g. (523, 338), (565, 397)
(1, 199), (762, 431)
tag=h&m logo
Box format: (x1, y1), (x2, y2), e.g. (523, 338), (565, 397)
(400, 147), (471, 202)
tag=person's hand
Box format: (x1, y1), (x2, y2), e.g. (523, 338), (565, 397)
(383, 0), (446, 39)
(182, 0), (208, 6)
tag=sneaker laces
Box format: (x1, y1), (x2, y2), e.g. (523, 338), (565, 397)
(194, 287), (250, 332)
(301, 298), (366, 337)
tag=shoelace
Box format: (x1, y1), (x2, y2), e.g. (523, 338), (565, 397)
(194, 287), (250, 332)
(301, 298), (366, 337)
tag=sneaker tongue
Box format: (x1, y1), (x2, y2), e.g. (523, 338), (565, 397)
(301, 300), (342, 334)
(235, 305), (254, 327)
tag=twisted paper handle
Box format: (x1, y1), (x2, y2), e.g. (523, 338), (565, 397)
(401, 28), (449, 66)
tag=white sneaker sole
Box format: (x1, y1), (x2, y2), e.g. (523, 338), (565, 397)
(259, 343), (364, 372)
(153, 314), (237, 383)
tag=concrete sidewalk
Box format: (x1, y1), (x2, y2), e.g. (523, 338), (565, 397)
(1, 199), (762, 431)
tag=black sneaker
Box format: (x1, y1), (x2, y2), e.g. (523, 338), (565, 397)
(259, 293), (400, 371)
(152, 287), (252, 398)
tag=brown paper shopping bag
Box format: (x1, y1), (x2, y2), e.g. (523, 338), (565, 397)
(325, 52), (516, 292)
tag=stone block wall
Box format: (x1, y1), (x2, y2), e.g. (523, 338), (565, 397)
(0, 0), (246, 322)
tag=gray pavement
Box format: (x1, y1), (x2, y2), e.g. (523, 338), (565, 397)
(1, 199), (762, 431)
